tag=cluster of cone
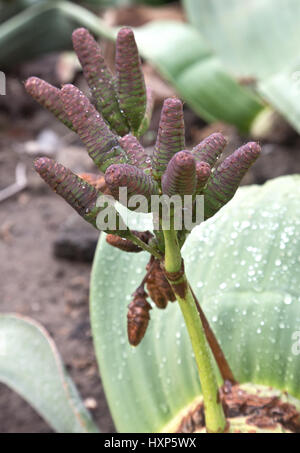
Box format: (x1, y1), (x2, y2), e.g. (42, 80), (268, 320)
(126, 258), (177, 346)
(26, 26), (261, 346)
(106, 233), (176, 346)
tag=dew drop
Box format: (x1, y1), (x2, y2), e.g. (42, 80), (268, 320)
(284, 294), (292, 305)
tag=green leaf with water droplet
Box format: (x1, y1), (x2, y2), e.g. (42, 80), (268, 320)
(0, 314), (99, 433)
(91, 175), (300, 432)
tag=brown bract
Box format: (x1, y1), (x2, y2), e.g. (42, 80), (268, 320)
(146, 258), (176, 309)
(106, 231), (153, 253)
(163, 259), (187, 299)
(127, 287), (152, 346)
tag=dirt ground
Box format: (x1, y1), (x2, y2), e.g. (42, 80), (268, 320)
(0, 54), (300, 433)
(0, 149), (115, 433)
(0, 67), (116, 432)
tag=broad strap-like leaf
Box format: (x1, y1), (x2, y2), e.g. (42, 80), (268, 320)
(91, 175), (300, 433)
(134, 21), (264, 132)
(0, 314), (99, 433)
(184, 0), (300, 133)
(184, 0), (300, 79)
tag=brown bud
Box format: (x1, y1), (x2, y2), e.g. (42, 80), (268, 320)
(146, 259), (176, 309)
(127, 288), (152, 346)
(106, 234), (143, 252)
(106, 230), (152, 253)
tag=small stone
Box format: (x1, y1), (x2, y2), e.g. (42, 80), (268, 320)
(53, 214), (100, 262)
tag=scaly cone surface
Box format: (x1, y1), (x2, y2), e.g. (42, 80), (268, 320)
(162, 151), (196, 197)
(138, 87), (154, 137)
(195, 161), (211, 194)
(72, 28), (129, 136)
(119, 134), (151, 171)
(204, 142), (261, 219)
(115, 27), (147, 135)
(105, 164), (159, 211)
(192, 132), (227, 167)
(60, 84), (126, 172)
(34, 157), (101, 227)
(152, 98), (185, 180)
(146, 258), (176, 309)
(127, 288), (152, 346)
(25, 77), (73, 130)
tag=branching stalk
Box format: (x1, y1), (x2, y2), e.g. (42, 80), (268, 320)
(163, 227), (227, 433)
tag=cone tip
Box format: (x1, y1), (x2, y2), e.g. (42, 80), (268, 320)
(61, 83), (77, 93)
(24, 76), (45, 92)
(173, 150), (195, 166)
(163, 97), (183, 109)
(33, 156), (52, 173)
(72, 27), (89, 39)
(117, 26), (134, 40)
(243, 141), (261, 157)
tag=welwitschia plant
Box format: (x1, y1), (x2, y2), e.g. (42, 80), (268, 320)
(12, 26), (300, 433)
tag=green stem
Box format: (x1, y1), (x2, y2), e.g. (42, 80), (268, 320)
(163, 228), (227, 433)
(163, 227), (181, 272)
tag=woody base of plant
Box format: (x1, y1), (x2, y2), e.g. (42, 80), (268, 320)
(161, 382), (300, 433)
